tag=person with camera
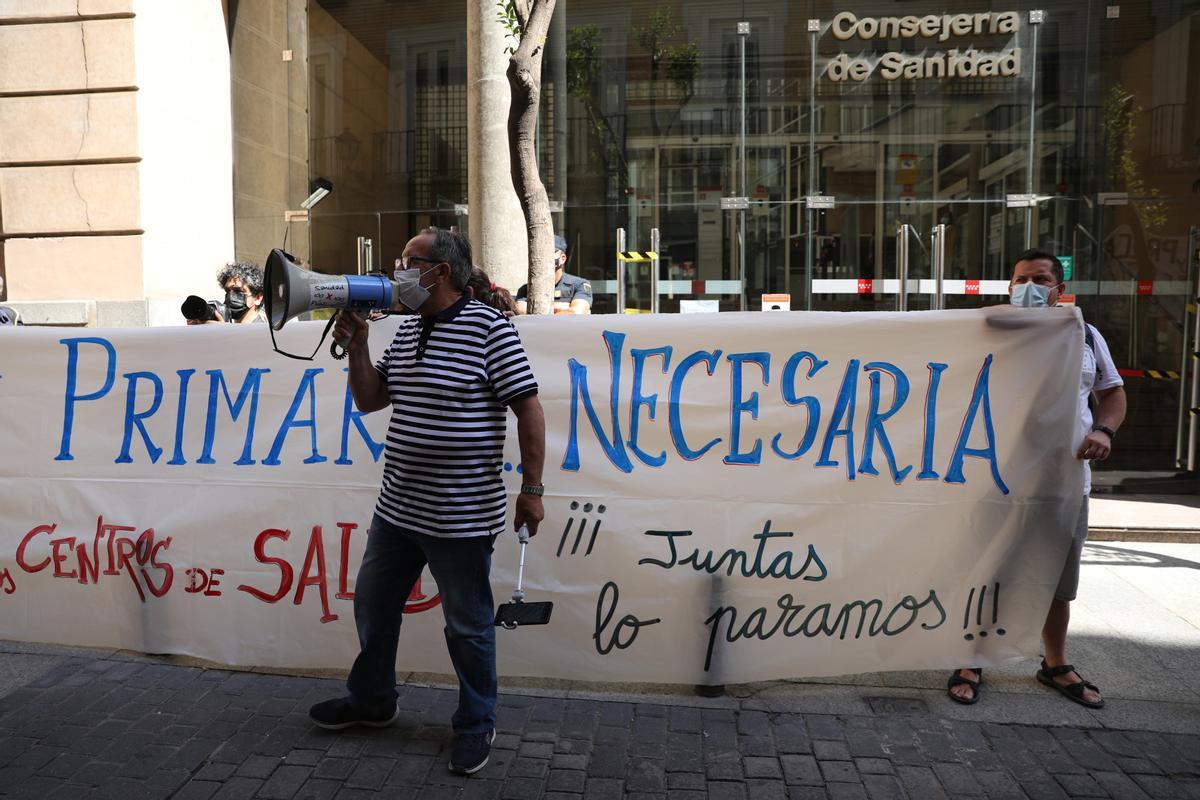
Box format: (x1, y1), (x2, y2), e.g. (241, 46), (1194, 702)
(308, 227), (546, 777)
(184, 261), (267, 324)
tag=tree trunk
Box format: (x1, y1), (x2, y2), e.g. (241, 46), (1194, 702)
(507, 0), (558, 315)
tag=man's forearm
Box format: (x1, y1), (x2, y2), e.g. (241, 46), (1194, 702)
(348, 346), (390, 413)
(515, 397), (546, 485)
(1094, 387), (1127, 432)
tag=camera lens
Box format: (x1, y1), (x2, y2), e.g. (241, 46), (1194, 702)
(181, 295), (212, 321)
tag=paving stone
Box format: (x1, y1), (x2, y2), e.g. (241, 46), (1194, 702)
(1091, 771), (1152, 799)
(292, 778), (340, 799)
(500, 776), (545, 798)
(806, 715), (845, 741)
(773, 722), (813, 754)
(172, 782), (221, 800)
(313, 756), (356, 781)
(826, 783), (870, 800)
(820, 760), (861, 784)
(740, 734), (777, 757)
(931, 761), (982, 795)
(1018, 772), (1071, 800)
(285, 749), (326, 767)
(587, 747), (626, 779)
(709, 782), (749, 800)
(257, 765), (312, 799)
(1133, 773), (1190, 799)
(706, 751), (745, 780)
(596, 704), (633, 727)
(627, 739), (666, 760)
(632, 716), (668, 742)
(738, 710), (772, 737)
(854, 757), (893, 775)
(895, 766), (948, 800)
(509, 756), (550, 779)
(861, 774), (907, 800)
(668, 707), (702, 733)
(624, 758), (666, 791)
(974, 769), (1025, 799)
(786, 789), (831, 800)
(1054, 772), (1108, 797)
(386, 754), (435, 786)
(815, 740), (853, 761)
(461, 780), (503, 800)
(1117, 757), (1165, 775)
(744, 755), (783, 779)
(547, 768), (586, 792)
(667, 772), (707, 790)
(194, 762), (237, 782)
(846, 729), (888, 760)
(583, 777), (624, 799)
(36, 751), (89, 779)
(235, 754), (282, 779)
(211, 777), (265, 800)
(781, 754), (824, 786)
(345, 756), (394, 789)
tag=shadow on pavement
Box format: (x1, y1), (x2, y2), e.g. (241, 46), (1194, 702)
(1081, 543), (1200, 570)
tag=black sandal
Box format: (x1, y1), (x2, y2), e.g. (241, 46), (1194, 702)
(947, 668), (982, 705)
(1037, 659), (1104, 709)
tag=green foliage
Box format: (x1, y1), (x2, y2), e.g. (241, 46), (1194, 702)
(566, 23), (601, 100)
(565, 5), (700, 178)
(632, 6), (699, 117)
(664, 40), (700, 99)
(1103, 85), (1166, 233)
(496, 0), (523, 55)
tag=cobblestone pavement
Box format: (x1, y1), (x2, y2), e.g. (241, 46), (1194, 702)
(0, 652), (1197, 800)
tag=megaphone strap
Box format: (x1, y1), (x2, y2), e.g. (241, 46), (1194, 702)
(268, 313), (345, 361)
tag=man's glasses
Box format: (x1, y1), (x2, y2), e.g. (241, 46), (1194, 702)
(396, 256), (444, 270)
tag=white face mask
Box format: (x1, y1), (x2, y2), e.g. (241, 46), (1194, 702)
(1010, 282), (1052, 308)
(392, 265), (438, 311)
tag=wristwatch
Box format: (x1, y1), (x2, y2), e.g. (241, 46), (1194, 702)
(520, 484), (544, 496)
(1092, 424), (1116, 439)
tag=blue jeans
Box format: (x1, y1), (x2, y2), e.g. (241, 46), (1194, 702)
(347, 514), (497, 734)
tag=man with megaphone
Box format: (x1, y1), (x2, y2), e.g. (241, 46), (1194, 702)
(307, 227), (546, 777)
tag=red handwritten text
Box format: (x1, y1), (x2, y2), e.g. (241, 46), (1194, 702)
(16, 516), (173, 602)
(184, 567), (225, 596)
(236, 522), (440, 622)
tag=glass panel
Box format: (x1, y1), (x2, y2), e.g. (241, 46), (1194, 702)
(290, 0), (1200, 473)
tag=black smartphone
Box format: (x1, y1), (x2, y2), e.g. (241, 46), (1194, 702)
(494, 601), (554, 628)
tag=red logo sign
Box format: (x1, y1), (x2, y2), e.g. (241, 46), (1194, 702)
(965, 280), (980, 295)
(857, 279), (874, 294)
(1137, 280), (1153, 296)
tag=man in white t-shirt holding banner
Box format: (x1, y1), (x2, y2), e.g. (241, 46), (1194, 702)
(949, 248), (1127, 708)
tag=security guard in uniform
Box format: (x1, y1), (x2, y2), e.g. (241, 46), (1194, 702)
(516, 235), (592, 314)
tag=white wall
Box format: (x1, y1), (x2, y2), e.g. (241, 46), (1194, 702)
(133, 0), (236, 325)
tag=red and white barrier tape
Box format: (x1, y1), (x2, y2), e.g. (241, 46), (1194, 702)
(811, 279), (1192, 296)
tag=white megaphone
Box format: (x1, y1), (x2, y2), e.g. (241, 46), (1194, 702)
(264, 248), (398, 331)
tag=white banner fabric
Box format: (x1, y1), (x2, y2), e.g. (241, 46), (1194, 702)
(0, 308), (1084, 684)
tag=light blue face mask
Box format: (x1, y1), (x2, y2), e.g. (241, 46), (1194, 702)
(392, 265), (438, 311)
(1010, 282), (1052, 308)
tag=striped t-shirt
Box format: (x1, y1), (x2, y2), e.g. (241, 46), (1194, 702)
(372, 296), (538, 538)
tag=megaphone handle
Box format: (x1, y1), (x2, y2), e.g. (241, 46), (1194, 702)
(511, 525), (529, 602)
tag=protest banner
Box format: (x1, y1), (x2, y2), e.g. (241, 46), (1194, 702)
(0, 308), (1083, 684)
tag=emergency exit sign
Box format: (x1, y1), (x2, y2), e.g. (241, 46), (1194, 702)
(1057, 255), (1073, 281)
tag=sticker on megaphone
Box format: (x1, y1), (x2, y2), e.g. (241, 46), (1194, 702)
(265, 249), (397, 331)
